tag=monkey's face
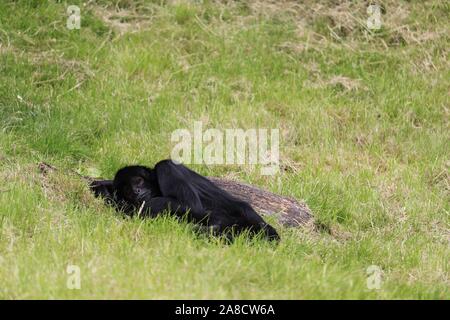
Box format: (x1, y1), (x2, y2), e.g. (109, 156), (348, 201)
(113, 166), (154, 206)
(122, 176), (149, 202)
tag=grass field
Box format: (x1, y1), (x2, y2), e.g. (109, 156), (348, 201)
(0, 0), (448, 299)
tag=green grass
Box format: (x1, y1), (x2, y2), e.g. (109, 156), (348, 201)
(0, 0), (448, 299)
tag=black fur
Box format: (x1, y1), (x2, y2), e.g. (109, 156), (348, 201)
(90, 159), (280, 241)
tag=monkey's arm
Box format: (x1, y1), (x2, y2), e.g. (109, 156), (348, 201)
(89, 179), (115, 200)
(88, 179), (201, 221)
(138, 196), (201, 221)
(86, 166), (206, 222)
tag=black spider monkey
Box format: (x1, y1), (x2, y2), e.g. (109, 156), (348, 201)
(90, 159), (280, 241)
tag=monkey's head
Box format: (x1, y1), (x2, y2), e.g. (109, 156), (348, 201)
(113, 166), (156, 206)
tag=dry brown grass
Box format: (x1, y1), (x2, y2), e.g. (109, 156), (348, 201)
(90, 3), (156, 35)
